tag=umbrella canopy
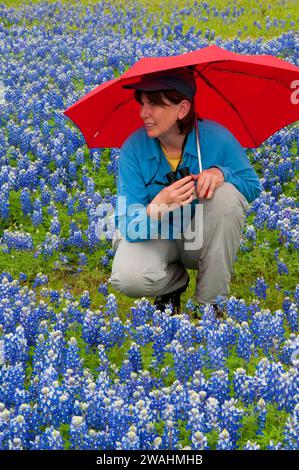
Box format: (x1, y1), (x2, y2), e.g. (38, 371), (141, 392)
(64, 44), (299, 149)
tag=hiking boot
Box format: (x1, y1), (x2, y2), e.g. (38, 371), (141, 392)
(212, 304), (226, 319)
(193, 303), (226, 319)
(154, 276), (189, 315)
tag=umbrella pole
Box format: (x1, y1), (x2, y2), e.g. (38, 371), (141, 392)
(195, 120), (202, 173)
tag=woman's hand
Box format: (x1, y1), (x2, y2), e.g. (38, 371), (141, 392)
(191, 168), (224, 199)
(154, 175), (195, 207)
(147, 176), (195, 219)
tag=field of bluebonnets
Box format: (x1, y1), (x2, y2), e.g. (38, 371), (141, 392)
(0, 0), (298, 451)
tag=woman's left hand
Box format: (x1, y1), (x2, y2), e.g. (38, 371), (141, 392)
(191, 168), (224, 199)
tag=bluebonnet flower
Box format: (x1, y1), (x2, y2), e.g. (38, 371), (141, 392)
(59, 254), (69, 265)
(185, 298), (196, 311)
(220, 399), (244, 446)
(130, 298), (155, 327)
(50, 216), (61, 236)
(40, 186), (52, 210)
(78, 252), (87, 266)
(0, 187), (10, 219)
(237, 321), (254, 361)
(188, 371), (207, 395)
(30, 426), (65, 450)
(82, 309), (104, 346)
(63, 337), (83, 375)
(160, 416), (180, 450)
(105, 248), (114, 258)
(2, 230), (34, 252)
(7, 414), (28, 448)
(98, 344), (110, 374)
(49, 290), (60, 304)
(67, 226), (85, 249)
(69, 416), (88, 450)
(97, 324), (114, 350)
(174, 317), (196, 348)
(80, 291), (91, 309)
(32, 273), (49, 288)
(104, 294), (118, 317)
(118, 359), (134, 383)
(243, 440), (261, 450)
(0, 363), (26, 408)
(8, 437), (23, 450)
(217, 429), (234, 450)
(20, 188), (32, 215)
(233, 368), (256, 405)
(186, 396), (206, 432)
(203, 397), (220, 433)
(283, 403), (299, 450)
(251, 277), (269, 299)
(206, 340), (225, 370)
(18, 272), (27, 283)
(267, 440), (284, 450)
(116, 424), (140, 450)
(251, 310), (280, 355)
(167, 341), (189, 383)
(254, 358), (280, 403)
(41, 233), (62, 258)
(98, 282), (108, 297)
(67, 195), (75, 215)
(255, 398), (267, 435)
(191, 430), (209, 450)
(101, 255), (109, 267)
(277, 259), (289, 275)
(284, 303), (298, 332)
(2, 326), (29, 366)
(207, 370), (230, 404)
(109, 316), (126, 348)
(226, 297), (249, 323)
(127, 343), (143, 373)
(31, 205), (43, 226)
(276, 366), (299, 413)
(244, 224), (256, 241)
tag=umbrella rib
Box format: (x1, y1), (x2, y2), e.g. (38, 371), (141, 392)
(194, 68), (258, 147)
(196, 60), (292, 90)
(207, 66), (291, 89)
(91, 96), (134, 143)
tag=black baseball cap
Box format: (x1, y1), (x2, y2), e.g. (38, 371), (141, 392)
(123, 67), (196, 101)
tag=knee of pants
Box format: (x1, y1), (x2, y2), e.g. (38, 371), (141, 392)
(205, 182), (248, 220)
(108, 266), (166, 297)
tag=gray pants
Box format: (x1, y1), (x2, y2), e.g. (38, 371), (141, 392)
(108, 182), (249, 304)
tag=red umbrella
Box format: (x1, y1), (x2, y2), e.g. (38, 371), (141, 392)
(64, 44), (299, 150)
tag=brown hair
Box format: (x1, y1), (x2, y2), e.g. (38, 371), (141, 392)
(134, 89), (201, 135)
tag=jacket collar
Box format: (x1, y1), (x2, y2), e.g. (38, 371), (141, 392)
(144, 123), (199, 161)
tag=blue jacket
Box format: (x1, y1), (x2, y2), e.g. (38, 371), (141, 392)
(115, 119), (262, 242)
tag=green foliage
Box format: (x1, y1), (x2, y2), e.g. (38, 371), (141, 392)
(59, 423), (71, 449)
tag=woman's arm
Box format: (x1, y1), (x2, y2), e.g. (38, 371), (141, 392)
(211, 132), (262, 203)
(115, 146), (160, 242)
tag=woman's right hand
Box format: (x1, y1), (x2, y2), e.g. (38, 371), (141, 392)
(150, 175), (195, 214)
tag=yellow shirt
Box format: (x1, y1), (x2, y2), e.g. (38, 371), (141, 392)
(161, 146), (181, 171)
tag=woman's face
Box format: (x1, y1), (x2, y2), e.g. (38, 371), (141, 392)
(139, 92), (189, 139)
